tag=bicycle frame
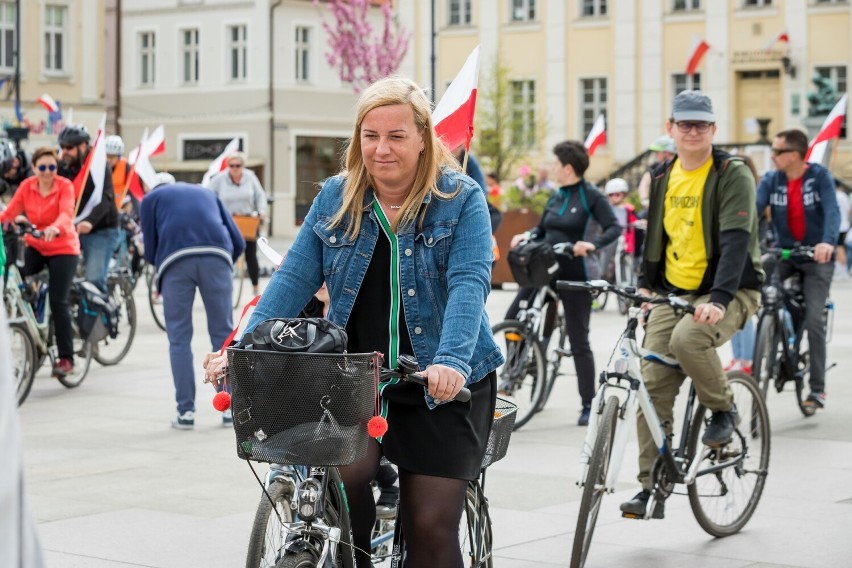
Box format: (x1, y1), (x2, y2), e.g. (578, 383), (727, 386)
(4, 262), (51, 354)
(516, 284), (561, 342)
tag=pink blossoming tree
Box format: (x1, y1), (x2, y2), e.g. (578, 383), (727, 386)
(313, 0), (410, 92)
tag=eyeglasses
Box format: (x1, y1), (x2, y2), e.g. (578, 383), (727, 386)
(674, 121), (714, 134)
(60, 144), (75, 151)
(228, 163), (243, 169)
(37, 164), (57, 172)
(771, 148), (797, 156)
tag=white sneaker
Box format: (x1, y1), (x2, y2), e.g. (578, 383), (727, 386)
(222, 408), (233, 427)
(834, 264), (849, 280)
(171, 410), (195, 430)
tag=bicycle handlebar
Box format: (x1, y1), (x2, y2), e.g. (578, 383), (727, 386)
(379, 354), (472, 403)
(555, 279), (696, 315)
(761, 245), (816, 261)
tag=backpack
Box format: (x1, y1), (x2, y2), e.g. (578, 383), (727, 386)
(74, 281), (120, 342)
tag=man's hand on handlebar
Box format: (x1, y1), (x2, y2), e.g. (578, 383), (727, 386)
(424, 363), (465, 403)
(572, 241), (596, 257)
(692, 302), (725, 326)
(814, 243), (834, 264)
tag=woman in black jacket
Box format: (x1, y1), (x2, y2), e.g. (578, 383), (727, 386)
(507, 140), (621, 425)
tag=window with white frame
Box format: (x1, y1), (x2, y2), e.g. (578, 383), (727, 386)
(582, 0), (607, 17)
(449, 0), (472, 25)
(672, 73), (702, 100)
(673, 0), (701, 10)
(44, 4), (66, 73)
(743, 0), (772, 6)
(580, 78), (607, 136)
(181, 28), (199, 85)
(814, 65), (847, 95)
(228, 24), (247, 81)
(139, 31), (156, 86)
(295, 26), (311, 83)
(0, 3), (15, 70)
(814, 0), (848, 4)
(510, 0), (536, 22)
(510, 80), (536, 147)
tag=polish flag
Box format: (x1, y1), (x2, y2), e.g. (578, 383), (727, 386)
(125, 129), (149, 201)
(201, 137), (241, 187)
(73, 114), (108, 223)
(37, 93), (59, 114)
(763, 29), (790, 52)
(686, 37), (710, 77)
(433, 45), (481, 152)
(806, 93), (848, 164)
(128, 124), (165, 164)
(584, 113), (606, 157)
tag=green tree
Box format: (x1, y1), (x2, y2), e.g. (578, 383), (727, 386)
(473, 55), (547, 186)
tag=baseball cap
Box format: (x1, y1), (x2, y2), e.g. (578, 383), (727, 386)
(671, 90), (715, 122)
(648, 135), (675, 153)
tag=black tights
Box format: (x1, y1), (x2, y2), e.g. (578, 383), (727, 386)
(339, 441), (468, 568)
(244, 240), (260, 286)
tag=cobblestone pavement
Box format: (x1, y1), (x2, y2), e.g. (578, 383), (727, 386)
(16, 247), (852, 567)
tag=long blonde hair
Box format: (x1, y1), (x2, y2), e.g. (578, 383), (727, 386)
(329, 76), (459, 237)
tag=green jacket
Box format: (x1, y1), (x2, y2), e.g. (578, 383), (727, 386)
(638, 146), (764, 307)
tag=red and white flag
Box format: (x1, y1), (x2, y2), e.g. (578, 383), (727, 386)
(128, 124), (165, 164)
(686, 36), (710, 77)
(37, 93), (59, 114)
(433, 45), (481, 152)
(763, 29), (789, 52)
(806, 93), (848, 164)
(201, 137), (241, 187)
(73, 114), (108, 223)
(584, 113), (606, 157)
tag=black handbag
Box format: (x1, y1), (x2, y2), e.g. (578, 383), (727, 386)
(241, 317), (348, 353)
(507, 241), (559, 287)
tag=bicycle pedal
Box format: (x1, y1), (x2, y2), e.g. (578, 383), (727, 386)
(621, 511), (643, 520)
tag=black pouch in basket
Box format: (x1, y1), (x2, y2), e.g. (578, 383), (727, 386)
(242, 317), (347, 353)
(227, 350), (377, 465)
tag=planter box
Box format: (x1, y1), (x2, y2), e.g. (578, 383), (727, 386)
(492, 209), (541, 286)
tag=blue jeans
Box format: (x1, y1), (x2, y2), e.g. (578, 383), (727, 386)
(161, 255), (234, 415)
(79, 226), (121, 293)
(731, 316), (756, 361)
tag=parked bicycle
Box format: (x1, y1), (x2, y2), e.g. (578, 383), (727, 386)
(493, 242), (573, 429)
(751, 246), (835, 416)
(558, 281), (770, 568)
(231, 352), (511, 568)
(3, 224), (93, 404)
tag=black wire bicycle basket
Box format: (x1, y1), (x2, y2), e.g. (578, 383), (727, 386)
(226, 349), (379, 466)
(481, 397), (518, 469)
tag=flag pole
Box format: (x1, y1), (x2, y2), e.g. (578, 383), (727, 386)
(461, 151), (469, 173)
(72, 158), (94, 218)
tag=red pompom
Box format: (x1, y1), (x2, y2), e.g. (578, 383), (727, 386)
(212, 391), (231, 411)
(367, 416), (388, 438)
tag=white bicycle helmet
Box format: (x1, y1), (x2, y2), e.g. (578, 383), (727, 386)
(105, 135), (125, 156)
(605, 178), (629, 195)
(153, 172), (176, 188)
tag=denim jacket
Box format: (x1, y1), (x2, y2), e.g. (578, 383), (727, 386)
(246, 169), (504, 391)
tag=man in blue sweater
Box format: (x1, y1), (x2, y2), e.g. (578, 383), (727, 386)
(140, 178), (245, 429)
(756, 129), (840, 412)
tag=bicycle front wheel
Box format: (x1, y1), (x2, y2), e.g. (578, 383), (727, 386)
(459, 481), (493, 568)
(570, 395), (618, 568)
(752, 313), (781, 399)
(94, 276), (137, 366)
(491, 320), (546, 430)
(246, 479), (295, 568)
(9, 321), (37, 406)
(538, 312), (568, 412)
(687, 371), (770, 537)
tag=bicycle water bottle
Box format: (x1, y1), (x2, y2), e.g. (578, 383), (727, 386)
(824, 298), (834, 343)
(781, 309), (796, 351)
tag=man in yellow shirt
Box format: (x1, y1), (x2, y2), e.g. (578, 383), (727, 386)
(620, 91), (764, 519)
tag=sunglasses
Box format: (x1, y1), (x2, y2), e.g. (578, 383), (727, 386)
(60, 144), (76, 151)
(674, 121), (714, 134)
(228, 163), (243, 169)
(37, 164), (57, 172)
(771, 148), (796, 156)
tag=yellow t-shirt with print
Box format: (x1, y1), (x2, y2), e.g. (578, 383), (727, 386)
(664, 157), (713, 290)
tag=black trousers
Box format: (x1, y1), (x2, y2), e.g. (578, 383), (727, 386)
(244, 240), (260, 286)
(506, 286), (596, 407)
(22, 249), (79, 359)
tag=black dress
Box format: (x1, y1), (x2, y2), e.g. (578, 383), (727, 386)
(345, 204), (496, 480)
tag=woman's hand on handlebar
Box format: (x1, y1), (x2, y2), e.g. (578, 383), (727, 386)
(424, 364), (465, 403)
(203, 352), (228, 389)
(573, 241), (596, 257)
(14, 215), (28, 226)
(43, 226), (60, 242)
(510, 233), (528, 248)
